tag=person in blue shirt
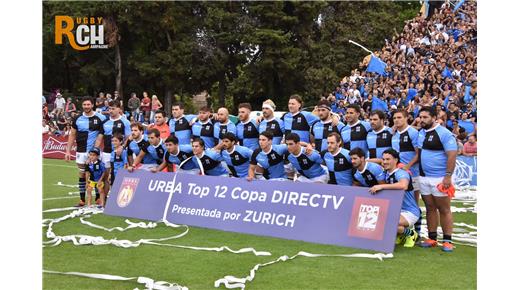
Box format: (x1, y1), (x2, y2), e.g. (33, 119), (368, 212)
(66, 97), (107, 207)
(417, 106), (458, 252)
(258, 99), (285, 145)
(368, 148), (420, 248)
(350, 148), (385, 187)
(322, 133), (354, 186)
(217, 132), (253, 178)
(281, 94), (319, 143)
(126, 123), (156, 169)
(191, 137), (229, 176)
(110, 134), (128, 186)
(340, 104), (371, 154)
(285, 133), (329, 183)
(168, 102), (197, 146)
(152, 135), (198, 174)
(391, 109), (422, 234)
(236, 103), (259, 151)
(366, 110), (393, 163)
(128, 128), (166, 172)
(406, 83), (418, 103)
(311, 99), (345, 152)
(214, 107), (237, 144)
(457, 112), (476, 135)
(85, 147), (108, 207)
(191, 106), (217, 149)
(101, 101), (131, 177)
(247, 131), (288, 181)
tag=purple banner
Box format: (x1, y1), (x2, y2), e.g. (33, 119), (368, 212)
(105, 170), (404, 253)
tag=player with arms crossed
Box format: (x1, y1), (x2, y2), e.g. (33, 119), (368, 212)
(65, 97), (106, 207)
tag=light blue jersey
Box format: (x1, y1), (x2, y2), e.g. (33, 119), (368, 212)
(250, 144), (288, 179)
(391, 126), (419, 177)
(340, 120), (371, 154)
(353, 162), (385, 187)
(418, 124), (457, 177)
(385, 168), (420, 217)
(282, 111), (319, 143)
(366, 126), (393, 159)
(221, 145), (253, 178)
(287, 147), (327, 179)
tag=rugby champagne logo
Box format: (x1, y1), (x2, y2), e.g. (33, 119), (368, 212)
(55, 16), (108, 51)
(116, 177), (139, 208)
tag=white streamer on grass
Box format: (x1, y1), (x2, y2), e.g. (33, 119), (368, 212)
(43, 196), (78, 201)
(42, 206), (271, 256)
(55, 181), (79, 188)
(419, 219), (477, 247)
(214, 251), (393, 290)
(43, 269), (188, 290)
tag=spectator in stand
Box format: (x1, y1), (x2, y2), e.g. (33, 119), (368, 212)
(56, 113), (68, 133)
(127, 92), (140, 122)
(113, 91), (123, 108)
(100, 100), (110, 117)
(150, 94), (163, 122)
(64, 122), (72, 136)
(462, 135), (477, 156)
(42, 119), (51, 134)
(140, 91), (152, 123)
(96, 92), (105, 112)
(362, 93), (373, 113)
(64, 97), (76, 118)
(48, 91), (57, 112)
(54, 93), (66, 116)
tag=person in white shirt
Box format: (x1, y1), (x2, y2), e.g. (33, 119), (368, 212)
(54, 93), (66, 115)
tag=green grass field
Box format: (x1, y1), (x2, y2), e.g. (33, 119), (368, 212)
(43, 158), (476, 290)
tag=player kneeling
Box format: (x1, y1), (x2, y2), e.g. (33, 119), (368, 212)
(85, 148), (108, 208)
(285, 133), (329, 183)
(369, 149), (421, 248)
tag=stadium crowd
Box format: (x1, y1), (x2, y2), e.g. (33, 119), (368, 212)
(43, 1), (476, 253)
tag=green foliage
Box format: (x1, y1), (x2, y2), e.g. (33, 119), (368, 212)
(43, 1), (421, 113)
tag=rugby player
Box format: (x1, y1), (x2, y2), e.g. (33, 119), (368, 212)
(151, 135), (198, 174)
(168, 102), (196, 145)
(128, 128), (166, 171)
(311, 99), (345, 152)
(214, 107), (237, 144)
(191, 137), (229, 176)
(281, 94), (318, 143)
(340, 104), (371, 153)
(285, 133), (329, 183)
(258, 99), (285, 145)
(392, 109), (423, 235)
(322, 133), (354, 186)
(236, 103), (259, 150)
(417, 107), (457, 252)
(350, 148), (385, 187)
(247, 131), (288, 181)
(219, 132), (253, 178)
(65, 97), (106, 207)
(192, 106), (217, 148)
(369, 149), (421, 248)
